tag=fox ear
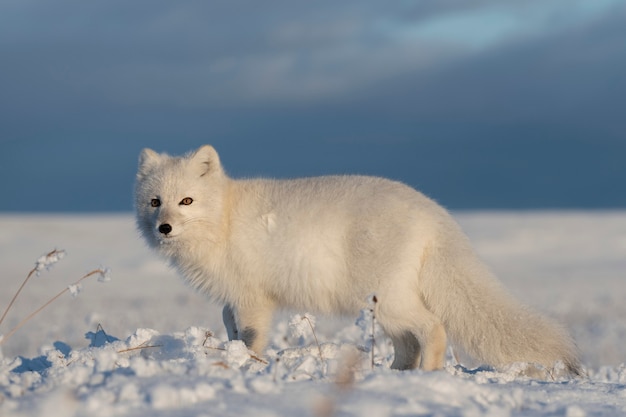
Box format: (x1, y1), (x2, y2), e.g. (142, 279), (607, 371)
(137, 148), (163, 178)
(189, 145), (222, 177)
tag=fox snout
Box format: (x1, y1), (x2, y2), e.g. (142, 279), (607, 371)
(158, 223), (173, 235)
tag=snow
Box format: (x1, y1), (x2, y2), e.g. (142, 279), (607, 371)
(0, 212), (625, 416)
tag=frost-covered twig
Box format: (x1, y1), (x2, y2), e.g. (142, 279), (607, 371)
(0, 249), (66, 328)
(201, 330), (214, 346)
(202, 344), (268, 364)
(367, 294), (378, 370)
(289, 313), (323, 361)
(315, 347), (360, 417)
(35, 249), (66, 274)
(117, 344), (163, 354)
(0, 267), (110, 346)
(304, 315), (323, 361)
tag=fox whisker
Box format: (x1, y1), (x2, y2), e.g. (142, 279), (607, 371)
(182, 217), (213, 225)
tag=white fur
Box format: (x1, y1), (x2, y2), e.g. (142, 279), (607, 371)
(135, 145), (581, 376)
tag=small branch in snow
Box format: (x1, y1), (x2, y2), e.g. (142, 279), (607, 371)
(367, 294), (378, 370)
(117, 344), (163, 354)
(303, 315), (324, 362)
(0, 249), (66, 328)
(0, 266), (111, 347)
(35, 249), (66, 274)
(202, 344), (268, 364)
(201, 330), (214, 347)
(289, 313), (324, 362)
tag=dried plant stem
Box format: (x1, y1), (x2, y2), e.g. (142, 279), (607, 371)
(371, 316), (375, 369)
(117, 344), (163, 354)
(314, 348), (359, 417)
(203, 344), (268, 364)
(95, 323), (116, 344)
(303, 315), (324, 361)
(0, 269), (105, 346)
(0, 269), (37, 328)
(370, 295), (378, 370)
(249, 353), (269, 364)
(0, 249), (62, 327)
(201, 330), (214, 346)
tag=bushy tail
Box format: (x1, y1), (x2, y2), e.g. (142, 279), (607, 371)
(419, 241), (582, 377)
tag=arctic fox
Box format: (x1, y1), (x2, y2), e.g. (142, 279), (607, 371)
(135, 145), (581, 376)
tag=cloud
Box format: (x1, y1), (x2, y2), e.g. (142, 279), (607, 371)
(1, 0), (625, 211)
(392, 0), (623, 49)
(2, 0), (623, 113)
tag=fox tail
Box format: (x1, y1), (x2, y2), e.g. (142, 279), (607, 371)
(419, 239), (582, 377)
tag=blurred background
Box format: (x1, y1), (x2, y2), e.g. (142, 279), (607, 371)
(1, 0), (625, 212)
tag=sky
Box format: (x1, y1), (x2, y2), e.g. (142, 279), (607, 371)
(1, 0), (625, 212)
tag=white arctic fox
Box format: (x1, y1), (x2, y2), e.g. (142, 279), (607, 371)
(135, 145), (581, 376)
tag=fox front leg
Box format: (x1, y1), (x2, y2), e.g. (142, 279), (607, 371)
(221, 302), (273, 355)
(222, 304), (239, 341)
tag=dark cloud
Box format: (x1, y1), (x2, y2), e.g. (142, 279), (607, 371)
(359, 10), (626, 131)
(1, 1), (625, 211)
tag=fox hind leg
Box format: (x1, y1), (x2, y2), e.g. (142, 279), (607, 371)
(390, 332), (421, 370)
(419, 321), (447, 371)
(377, 294), (447, 371)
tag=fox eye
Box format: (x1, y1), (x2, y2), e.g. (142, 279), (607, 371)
(150, 198), (161, 207)
(180, 197), (193, 206)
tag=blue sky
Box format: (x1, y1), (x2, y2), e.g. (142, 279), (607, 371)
(1, 0), (625, 211)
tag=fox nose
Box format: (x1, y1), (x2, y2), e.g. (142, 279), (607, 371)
(158, 224), (173, 235)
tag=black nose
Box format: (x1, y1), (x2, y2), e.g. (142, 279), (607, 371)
(158, 224), (172, 235)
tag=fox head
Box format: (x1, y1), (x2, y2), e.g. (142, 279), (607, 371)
(134, 145), (227, 251)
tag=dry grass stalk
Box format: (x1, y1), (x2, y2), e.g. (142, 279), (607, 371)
(314, 347), (360, 417)
(117, 344), (163, 354)
(95, 323), (118, 345)
(212, 361), (230, 369)
(201, 330), (214, 347)
(0, 267), (108, 346)
(335, 348), (359, 392)
(302, 315), (324, 362)
(202, 343), (269, 364)
(369, 295), (378, 369)
(0, 249), (65, 328)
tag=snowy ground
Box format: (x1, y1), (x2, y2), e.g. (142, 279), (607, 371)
(1, 211), (625, 416)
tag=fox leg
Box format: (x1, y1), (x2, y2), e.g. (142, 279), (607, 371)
(377, 294), (447, 371)
(222, 304), (238, 341)
(389, 332), (421, 370)
(418, 320), (447, 371)
(222, 301), (274, 355)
